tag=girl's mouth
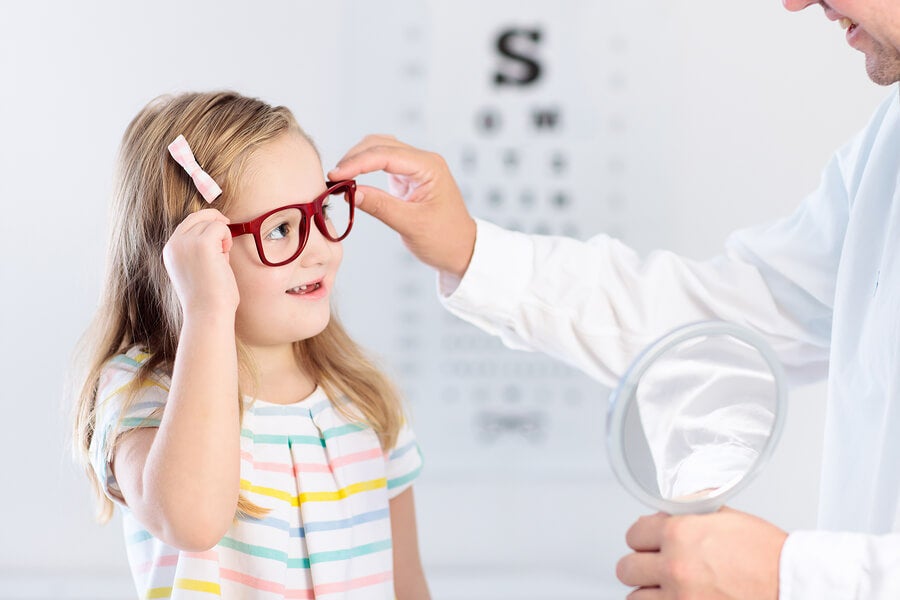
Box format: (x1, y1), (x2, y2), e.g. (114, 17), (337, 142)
(286, 280), (325, 297)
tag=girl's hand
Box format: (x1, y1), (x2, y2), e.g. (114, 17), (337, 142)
(163, 209), (239, 316)
(329, 135), (477, 279)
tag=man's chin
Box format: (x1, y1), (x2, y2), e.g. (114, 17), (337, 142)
(865, 55), (900, 86)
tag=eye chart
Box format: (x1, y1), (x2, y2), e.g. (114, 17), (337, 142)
(339, 0), (676, 477)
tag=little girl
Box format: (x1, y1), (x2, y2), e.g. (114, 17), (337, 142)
(72, 91), (429, 599)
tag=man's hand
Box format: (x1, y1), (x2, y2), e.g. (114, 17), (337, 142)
(617, 507), (788, 599)
(329, 135), (476, 278)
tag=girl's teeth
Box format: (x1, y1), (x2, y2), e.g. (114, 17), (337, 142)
(839, 17), (854, 30)
(290, 283), (320, 294)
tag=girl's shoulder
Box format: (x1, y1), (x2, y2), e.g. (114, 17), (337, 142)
(106, 345), (152, 369)
(99, 346), (171, 391)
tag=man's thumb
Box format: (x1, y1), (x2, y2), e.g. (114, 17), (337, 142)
(355, 185), (414, 235)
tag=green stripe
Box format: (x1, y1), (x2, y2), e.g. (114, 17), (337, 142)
(218, 536), (287, 562)
(309, 539), (392, 564)
(322, 423), (366, 439)
(240, 429), (325, 447)
(388, 463), (423, 490)
(112, 355), (143, 368)
(122, 417), (161, 428)
(288, 557), (311, 569)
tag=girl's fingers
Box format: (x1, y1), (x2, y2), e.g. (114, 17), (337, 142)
(173, 208), (230, 234)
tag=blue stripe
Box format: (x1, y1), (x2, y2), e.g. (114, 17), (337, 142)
(249, 405), (313, 418)
(237, 514), (291, 531)
(309, 401), (331, 416)
(389, 440), (417, 460)
(304, 508), (390, 534)
(239, 507), (391, 538)
(127, 529), (153, 544)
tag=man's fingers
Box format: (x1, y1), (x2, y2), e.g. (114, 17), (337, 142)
(625, 513), (669, 551)
(329, 144), (428, 181)
(617, 551), (666, 588)
(337, 134), (404, 160)
(354, 184), (415, 234)
(626, 587), (663, 600)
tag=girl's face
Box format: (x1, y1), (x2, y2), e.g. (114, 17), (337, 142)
(227, 131), (343, 352)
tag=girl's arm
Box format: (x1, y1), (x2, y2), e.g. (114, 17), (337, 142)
(112, 209), (242, 551)
(390, 487), (430, 599)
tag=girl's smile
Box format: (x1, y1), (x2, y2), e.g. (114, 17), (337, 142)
(286, 278), (327, 299)
(227, 130), (343, 351)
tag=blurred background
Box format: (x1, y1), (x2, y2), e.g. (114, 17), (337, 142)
(0, 1), (889, 598)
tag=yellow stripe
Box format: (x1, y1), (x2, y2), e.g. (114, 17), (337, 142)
(103, 378), (169, 404)
(145, 588), (172, 599)
(240, 477), (387, 506)
(175, 579), (221, 594)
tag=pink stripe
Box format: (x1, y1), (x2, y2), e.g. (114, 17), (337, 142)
(134, 550), (218, 574)
(134, 554), (178, 574)
(241, 451), (332, 474)
(294, 462), (333, 474)
(220, 568), (312, 596)
(184, 549), (219, 561)
(239, 449), (382, 474)
(313, 571), (392, 595)
(328, 447), (384, 469)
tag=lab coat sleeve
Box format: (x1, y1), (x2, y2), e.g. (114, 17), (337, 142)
(437, 223), (829, 389)
(780, 531), (900, 599)
(438, 147), (852, 388)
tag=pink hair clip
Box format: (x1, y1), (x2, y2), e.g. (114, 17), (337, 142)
(167, 134), (223, 203)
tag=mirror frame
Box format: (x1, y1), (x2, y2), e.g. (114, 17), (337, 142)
(606, 320), (788, 515)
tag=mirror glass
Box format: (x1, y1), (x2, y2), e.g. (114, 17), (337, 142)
(607, 321), (787, 514)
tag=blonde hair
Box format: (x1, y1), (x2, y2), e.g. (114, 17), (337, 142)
(72, 91), (404, 523)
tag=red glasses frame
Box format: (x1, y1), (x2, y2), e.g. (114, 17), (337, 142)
(227, 180), (356, 267)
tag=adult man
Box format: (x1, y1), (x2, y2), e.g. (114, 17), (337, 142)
(329, 1), (900, 597)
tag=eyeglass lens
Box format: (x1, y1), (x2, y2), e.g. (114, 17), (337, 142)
(258, 187), (352, 264)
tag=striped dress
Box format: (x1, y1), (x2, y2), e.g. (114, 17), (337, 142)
(89, 348), (424, 599)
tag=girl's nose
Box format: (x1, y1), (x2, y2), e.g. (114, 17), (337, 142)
(783, 0), (819, 12)
(298, 219), (332, 267)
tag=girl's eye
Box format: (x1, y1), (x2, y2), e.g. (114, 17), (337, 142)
(266, 222), (291, 240)
(322, 199), (333, 220)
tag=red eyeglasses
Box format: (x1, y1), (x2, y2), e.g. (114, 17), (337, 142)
(227, 180), (356, 266)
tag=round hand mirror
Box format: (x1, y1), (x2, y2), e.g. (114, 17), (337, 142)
(606, 321), (787, 514)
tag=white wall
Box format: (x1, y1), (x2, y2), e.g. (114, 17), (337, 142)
(0, 1), (889, 598)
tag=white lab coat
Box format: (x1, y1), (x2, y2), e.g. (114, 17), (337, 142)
(438, 87), (900, 598)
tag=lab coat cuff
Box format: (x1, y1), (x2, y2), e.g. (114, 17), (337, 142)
(438, 218), (534, 318)
(779, 530), (866, 599)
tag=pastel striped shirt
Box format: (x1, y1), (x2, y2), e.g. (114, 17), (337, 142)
(89, 347), (424, 599)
